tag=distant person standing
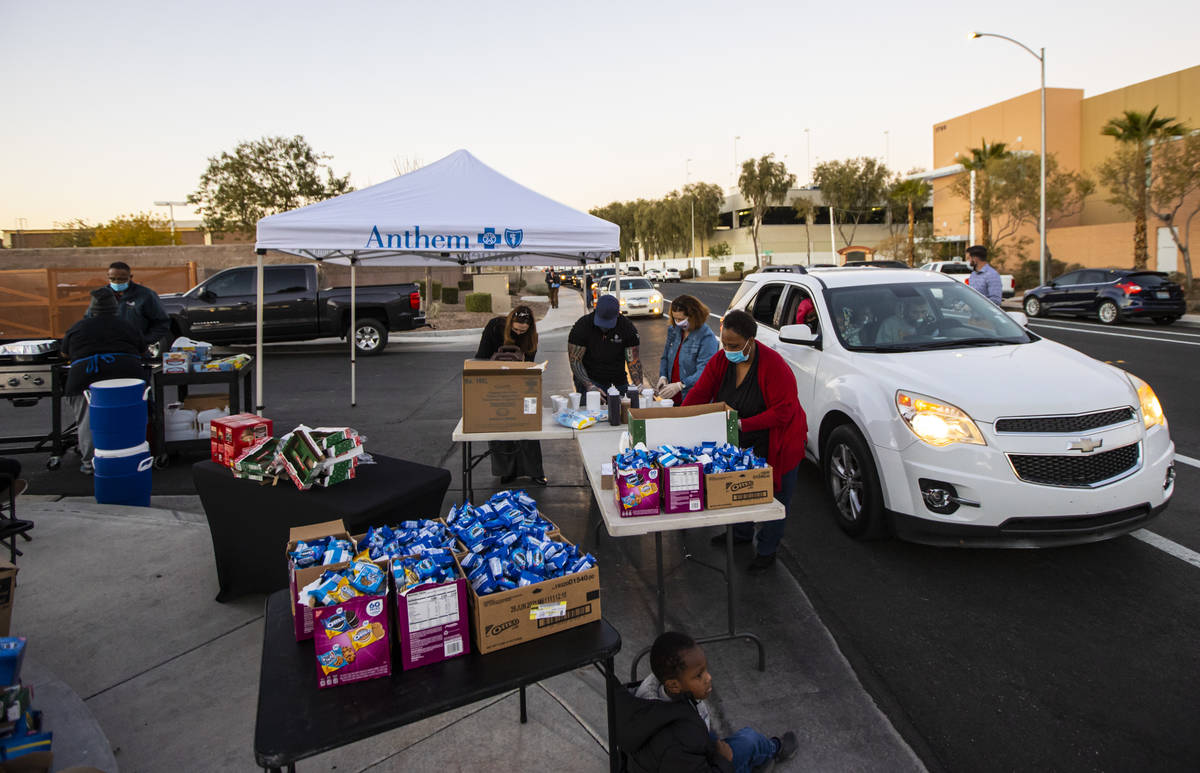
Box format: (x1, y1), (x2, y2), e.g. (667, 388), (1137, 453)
(545, 269), (561, 309)
(966, 246), (1002, 306)
(105, 261), (171, 348)
(62, 289), (146, 474)
(475, 306), (547, 486)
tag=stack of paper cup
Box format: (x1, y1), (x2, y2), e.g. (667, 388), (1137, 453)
(642, 388), (655, 404)
(550, 395), (568, 414)
(569, 392), (582, 410)
(585, 390), (602, 412)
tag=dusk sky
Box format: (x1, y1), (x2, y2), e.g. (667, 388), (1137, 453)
(2, 0), (1196, 230)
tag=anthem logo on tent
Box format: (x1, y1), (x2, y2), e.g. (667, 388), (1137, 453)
(364, 225), (472, 251)
(477, 227), (524, 250)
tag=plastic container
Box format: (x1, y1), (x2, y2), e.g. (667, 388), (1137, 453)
(94, 442), (153, 507)
(87, 378), (149, 451)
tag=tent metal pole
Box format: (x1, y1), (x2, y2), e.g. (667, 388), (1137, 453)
(255, 249), (265, 415)
(350, 257), (357, 408)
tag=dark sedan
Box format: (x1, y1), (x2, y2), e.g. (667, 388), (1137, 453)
(1023, 268), (1186, 325)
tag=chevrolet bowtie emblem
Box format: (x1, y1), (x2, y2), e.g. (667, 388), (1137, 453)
(1068, 437), (1103, 453)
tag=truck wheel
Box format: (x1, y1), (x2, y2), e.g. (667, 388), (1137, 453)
(823, 424), (887, 539)
(354, 318), (388, 356)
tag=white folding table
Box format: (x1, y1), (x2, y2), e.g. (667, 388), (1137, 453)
(575, 430), (785, 678)
(451, 410), (575, 502)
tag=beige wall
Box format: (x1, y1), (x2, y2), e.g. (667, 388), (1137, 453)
(1079, 65), (1200, 224)
(0, 245), (466, 288)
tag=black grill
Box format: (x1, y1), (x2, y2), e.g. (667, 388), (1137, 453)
(1009, 443), (1140, 487)
(995, 407), (1135, 434)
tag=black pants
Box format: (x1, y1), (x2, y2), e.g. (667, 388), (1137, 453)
(549, 286), (560, 308)
(488, 439), (544, 479)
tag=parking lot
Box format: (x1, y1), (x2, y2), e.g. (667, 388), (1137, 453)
(3, 279), (1198, 771)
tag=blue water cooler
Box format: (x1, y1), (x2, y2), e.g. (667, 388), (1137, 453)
(87, 378), (151, 507)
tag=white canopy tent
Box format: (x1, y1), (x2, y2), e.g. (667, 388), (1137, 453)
(253, 149), (619, 408)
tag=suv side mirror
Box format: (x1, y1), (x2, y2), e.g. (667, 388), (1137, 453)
(1006, 311), (1029, 327)
(779, 323), (819, 346)
(1047, 280), (1056, 288)
(198, 288), (215, 302)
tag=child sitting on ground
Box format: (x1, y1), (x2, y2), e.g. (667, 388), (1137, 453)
(618, 631), (797, 772)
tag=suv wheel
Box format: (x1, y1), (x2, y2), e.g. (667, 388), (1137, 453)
(1023, 295), (1043, 318)
(823, 424), (886, 539)
(1097, 300), (1120, 325)
(354, 318), (388, 355)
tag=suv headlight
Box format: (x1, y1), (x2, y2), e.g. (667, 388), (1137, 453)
(1127, 373), (1166, 429)
(896, 390), (986, 446)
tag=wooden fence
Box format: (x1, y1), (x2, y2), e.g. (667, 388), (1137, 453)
(0, 263), (197, 340)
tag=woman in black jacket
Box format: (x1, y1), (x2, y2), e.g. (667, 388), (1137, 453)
(474, 306), (546, 486)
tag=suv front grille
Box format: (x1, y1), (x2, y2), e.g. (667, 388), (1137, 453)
(994, 407), (1135, 434)
(1008, 443), (1141, 487)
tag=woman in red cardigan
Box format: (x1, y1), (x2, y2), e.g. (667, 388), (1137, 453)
(683, 309), (807, 572)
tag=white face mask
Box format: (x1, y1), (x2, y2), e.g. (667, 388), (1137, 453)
(675, 318), (689, 329)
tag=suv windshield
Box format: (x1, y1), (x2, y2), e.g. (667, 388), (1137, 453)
(827, 282), (1032, 351)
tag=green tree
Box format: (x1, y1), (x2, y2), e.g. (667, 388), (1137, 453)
(792, 197), (818, 264)
(188, 135), (353, 236)
(738, 154), (796, 266)
(683, 182), (724, 256)
(1100, 107), (1189, 269)
(987, 152), (1094, 264)
(813, 157), (891, 247)
(91, 212), (180, 246)
(589, 201), (638, 259)
(52, 218), (96, 247)
(887, 176), (932, 266)
(707, 242), (732, 258)
(1100, 131), (1200, 288)
(949, 139), (1011, 251)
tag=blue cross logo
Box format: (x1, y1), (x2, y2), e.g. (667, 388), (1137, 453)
(477, 227), (501, 249)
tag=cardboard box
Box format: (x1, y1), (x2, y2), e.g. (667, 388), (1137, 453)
(392, 560), (470, 671)
(277, 427), (323, 489)
(461, 360), (545, 434)
(162, 351), (191, 374)
(287, 520), (353, 642)
(313, 593), (391, 688)
(599, 461), (613, 490)
(458, 543), (601, 655)
(705, 467), (774, 510)
(180, 394), (229, 414)
(628, 402), (739, 448)
(0, 563), (17, 638)
(614, 462), (661, 517)
(660, 462), (706, 514)
(211, 414), (273, 469)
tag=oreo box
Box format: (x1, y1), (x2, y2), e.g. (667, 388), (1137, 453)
(313, 592), (391, 688)
(659, 462), (706, 514)
(614, 460), (661, 517)
(392, 557), (470, 671)
(287, 520), (352, 642)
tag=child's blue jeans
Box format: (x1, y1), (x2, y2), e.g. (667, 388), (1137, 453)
(724, 726), (777, 773)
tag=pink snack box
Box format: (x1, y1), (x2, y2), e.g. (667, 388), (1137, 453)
(614, 461), (661, 518)
(313, 593), (392, 688)
(660, 462), (706, 514)
(393, 564), (470, 671)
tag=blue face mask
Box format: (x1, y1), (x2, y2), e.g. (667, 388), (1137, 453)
(109, 281), (129, 292)
(724, 342), (750, 363)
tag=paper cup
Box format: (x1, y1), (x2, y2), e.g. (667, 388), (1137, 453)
(569, 392), (582, 410)
(551, 395), (568, 414)
(586, 391), (602, 412)
(642, 388), (654, 403)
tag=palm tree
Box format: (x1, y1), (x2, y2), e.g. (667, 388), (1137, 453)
(959, 140), (1010, 250)
(889, 178), (932, 266)
(1101, 107), (1187, 269)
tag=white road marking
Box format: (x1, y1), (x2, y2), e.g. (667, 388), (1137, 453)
(1175, 453), (1200, 469)
(1025, 318), (1200, 339)
(1029, 321), (1200, 347)
(1131, 530), (1200, 570)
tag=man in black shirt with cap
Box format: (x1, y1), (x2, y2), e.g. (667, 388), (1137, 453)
(567, 294), (644, 393)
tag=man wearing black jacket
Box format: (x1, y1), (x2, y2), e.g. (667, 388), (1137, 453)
(105, 261), (170, 348)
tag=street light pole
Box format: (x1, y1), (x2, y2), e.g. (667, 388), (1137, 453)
(153, 200), (188, 243)
(969, 31), (1047, 285)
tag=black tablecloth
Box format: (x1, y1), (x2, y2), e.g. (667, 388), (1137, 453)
(194, 454), (451, 602)
(254, 589), (621, 770)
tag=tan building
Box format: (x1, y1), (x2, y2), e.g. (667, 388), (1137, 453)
(1, 221), (252, 249)
(930, 65), (1200, 274)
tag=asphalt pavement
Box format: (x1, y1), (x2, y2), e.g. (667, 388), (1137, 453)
(646, 279), (1200, 772)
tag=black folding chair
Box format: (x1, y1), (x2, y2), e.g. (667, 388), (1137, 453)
(0, 473), (34, 563)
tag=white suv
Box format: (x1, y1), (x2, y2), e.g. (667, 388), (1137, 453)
(729, 268), (1176, 545)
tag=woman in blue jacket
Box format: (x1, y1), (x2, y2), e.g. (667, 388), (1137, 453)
(656, 295), (720, 401)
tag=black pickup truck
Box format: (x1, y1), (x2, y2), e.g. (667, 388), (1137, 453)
(158, 264), (425, 355)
